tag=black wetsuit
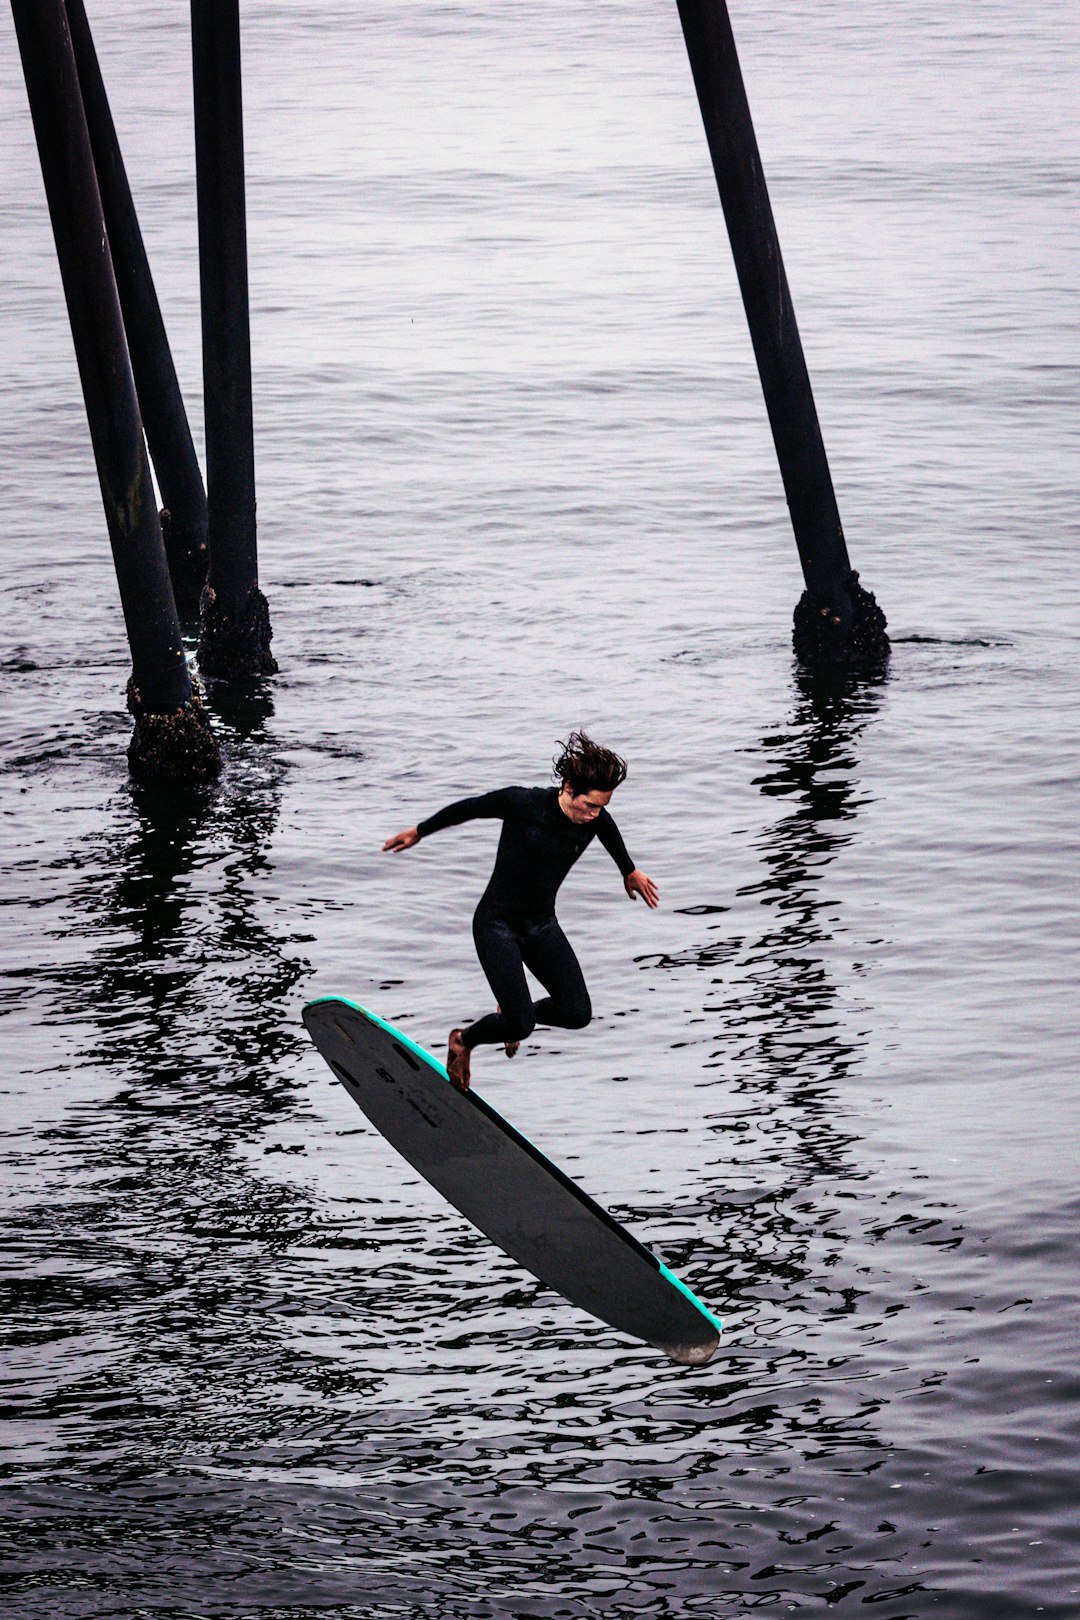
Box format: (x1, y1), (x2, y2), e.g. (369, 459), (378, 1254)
(416, 786), (636, 1050)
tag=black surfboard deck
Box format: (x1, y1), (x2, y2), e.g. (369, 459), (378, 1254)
(303, 996), (722, 1365)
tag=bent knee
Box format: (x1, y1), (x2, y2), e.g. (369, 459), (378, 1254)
(503, 1011), (536, 1042)
(564, 998), (592, 1031)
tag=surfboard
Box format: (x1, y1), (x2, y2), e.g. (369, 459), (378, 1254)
(303, 996), (722, 1365)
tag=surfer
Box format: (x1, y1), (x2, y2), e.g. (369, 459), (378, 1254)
(382, 731), (659, 1090)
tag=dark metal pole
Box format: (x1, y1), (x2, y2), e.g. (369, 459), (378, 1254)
(11, 0), (219, 781)
(190, 0), (275, 679)
(675, 0), (888, 667)
(65, 0), (208, 622)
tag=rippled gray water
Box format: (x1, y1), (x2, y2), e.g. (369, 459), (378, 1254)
(2, 3), (1078, 1615)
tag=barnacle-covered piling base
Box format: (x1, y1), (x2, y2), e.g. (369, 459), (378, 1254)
(793, 571), (890, 672)
(198, 584), (277, 682)
(127, 678), (221, 784)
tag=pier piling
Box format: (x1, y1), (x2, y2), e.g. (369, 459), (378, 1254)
(676, 0), (888, 669)
(190, 0), (276, 679)
(65, 0), (209, 622)
(12, 0), (219, 782)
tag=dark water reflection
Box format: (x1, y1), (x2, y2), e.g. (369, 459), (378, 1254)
(2, 704), (315, 1498)
(6, 675), (1073, 1614)
(3, 672), (956, 1617)
(643, 666), (886, 1177)
(50, 691), (306, 1104)
(598, 670), (958, 1614)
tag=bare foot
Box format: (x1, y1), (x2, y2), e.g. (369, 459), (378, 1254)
(446, 1028), (471, 1092)
(496, 1004), (519, 1059)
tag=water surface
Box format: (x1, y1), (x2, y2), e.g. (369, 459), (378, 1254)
(2, 3), (1078, 1614)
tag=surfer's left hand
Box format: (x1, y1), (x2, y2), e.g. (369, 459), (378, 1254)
(625, 869), (659, 908)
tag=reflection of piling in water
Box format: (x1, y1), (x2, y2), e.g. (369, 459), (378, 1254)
(676, 2), (889, 671)
(11, 0), (219, 784)
(27, 723), (312, 1436)
(737, 672), (885, 1104)
(191, 0), (276, 681)
(66, 700), (307, 1107)
(65, 0), (209, 622)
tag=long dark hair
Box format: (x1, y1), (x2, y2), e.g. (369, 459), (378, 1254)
(552, 730), (627, 795)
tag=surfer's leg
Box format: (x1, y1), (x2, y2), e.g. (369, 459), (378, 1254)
(522, 919), (592, 1031)
(461, 914), (536, 1050)
(496, 1006), (520, 1059)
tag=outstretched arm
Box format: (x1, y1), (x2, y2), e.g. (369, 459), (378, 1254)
(382, 787), (516, 853)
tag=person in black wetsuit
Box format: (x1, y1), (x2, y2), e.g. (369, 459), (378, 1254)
(382, 731), (659, 1090)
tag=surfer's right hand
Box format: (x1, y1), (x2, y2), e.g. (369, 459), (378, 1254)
(382, 826), (420, 853)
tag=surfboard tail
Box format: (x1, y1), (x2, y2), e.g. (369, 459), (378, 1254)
(654, 1262), (723, 1365)
(661, 1334), (722, 1367)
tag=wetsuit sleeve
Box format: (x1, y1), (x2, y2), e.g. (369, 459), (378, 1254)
(416, 787), (518, 840)
(595, 809), (636, 878)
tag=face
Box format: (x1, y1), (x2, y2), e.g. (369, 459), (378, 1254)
(558, 782), (614, 824)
